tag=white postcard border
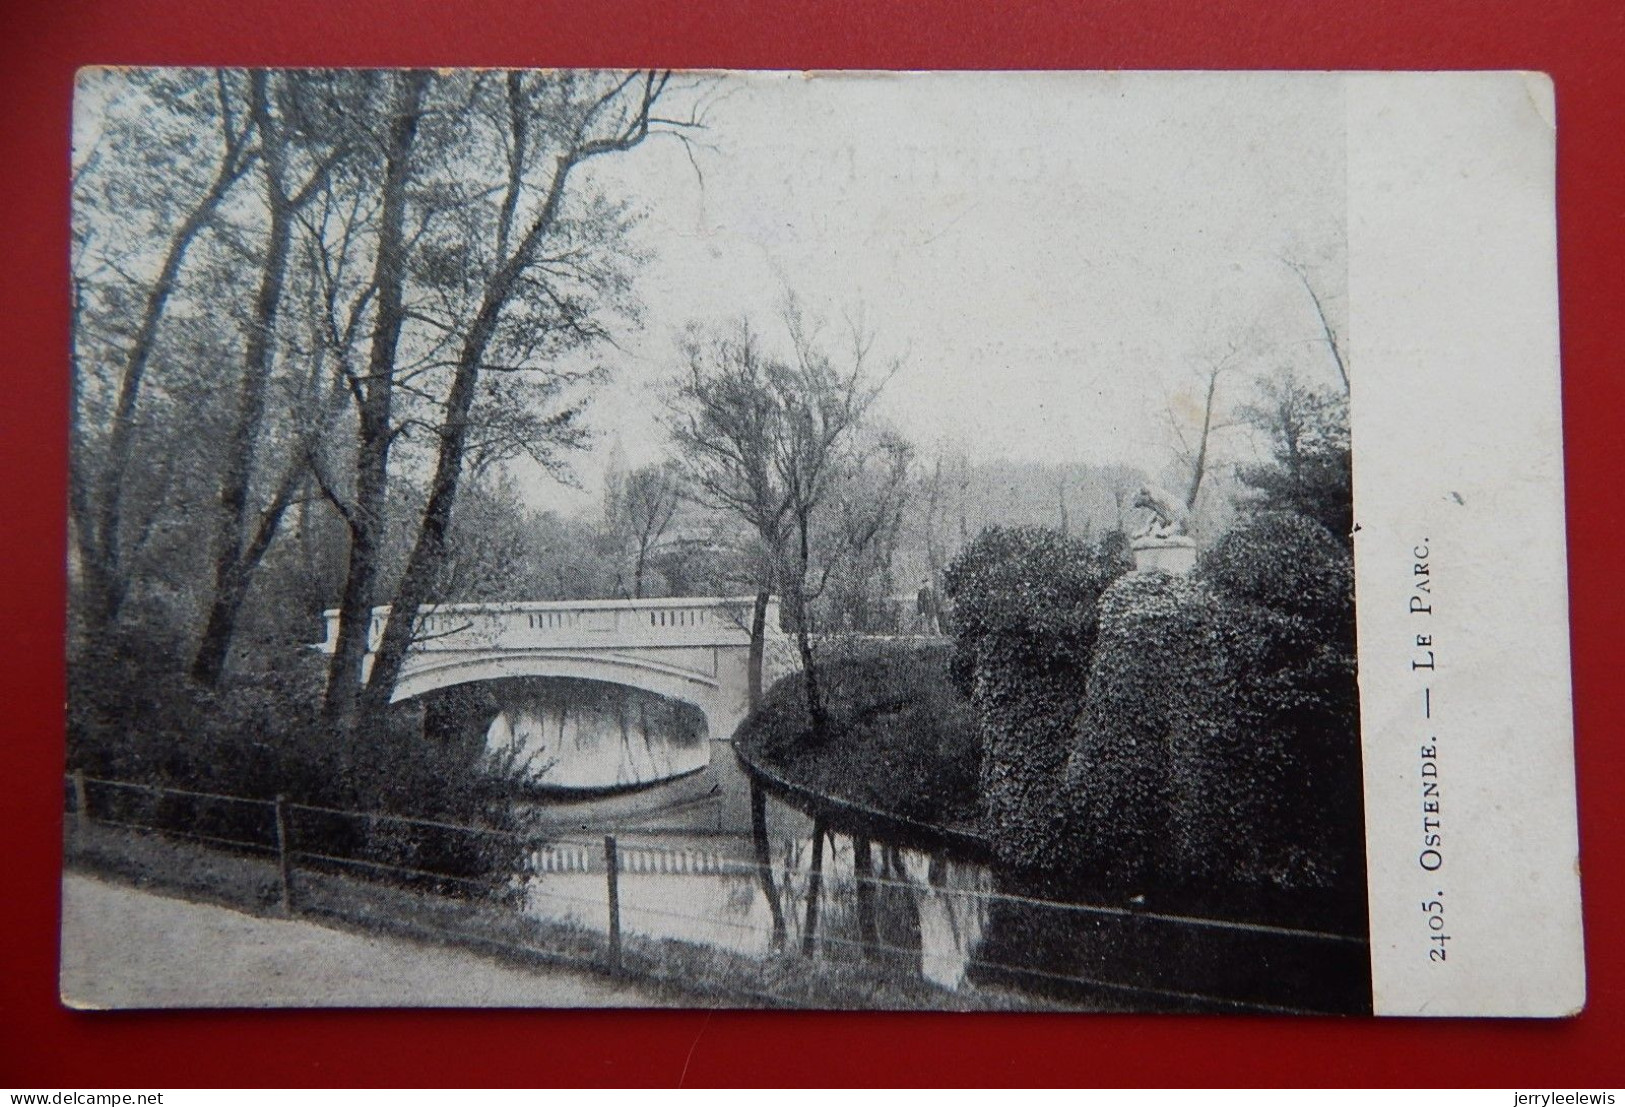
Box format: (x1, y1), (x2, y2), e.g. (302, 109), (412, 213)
(1348, 71), (1584, 1016)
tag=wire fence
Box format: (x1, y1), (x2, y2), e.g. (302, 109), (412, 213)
(63, 771), (1370, 1013)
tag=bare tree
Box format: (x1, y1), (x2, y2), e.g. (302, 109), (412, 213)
(665, 304), (897, 742)
(820, 428), (913, 631)
(1159, 261), (1346, 532)
(604, 463), (682, 598)
(1285, 258), (1349, 394)
(920, 455), (950, 587)
(1166, 340), (1248, 513)
(915, 445), (974, 595)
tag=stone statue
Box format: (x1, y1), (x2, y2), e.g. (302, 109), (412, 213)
(1131, 483), (1192, 540)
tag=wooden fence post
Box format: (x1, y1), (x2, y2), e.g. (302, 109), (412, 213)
(750, 783), (788, 950)
(854, 835), (879, 959)
(801, 817), (826, 956)
(71, 770), (90, 836)
(604, 834), (622, 973)
(274, 794), (294, 916)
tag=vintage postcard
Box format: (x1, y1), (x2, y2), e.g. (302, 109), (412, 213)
(60, 69), (1581, 1015)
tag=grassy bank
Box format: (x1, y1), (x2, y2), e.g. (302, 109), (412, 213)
(63, 822), (1075, 1011)
(735, 640), (984, 833)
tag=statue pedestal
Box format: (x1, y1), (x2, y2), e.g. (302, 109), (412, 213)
(1131, 536), (1197, 575)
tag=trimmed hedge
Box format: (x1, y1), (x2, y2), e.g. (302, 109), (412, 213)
(1201, 509), (1355, 642)
(1065, 572), (1223, 891)
(1196, 512), (1363, 907)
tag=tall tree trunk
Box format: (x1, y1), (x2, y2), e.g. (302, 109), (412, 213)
(792, 592), (826, 741)
(1289, 261), (1350, 393)
(362, 169), (568, 714)
(358, 317), (489, 718)
(192, 467), (300, 684)
(922, 458), (945, 596)
(323, 71), (430, 732)
(198, 364), (350, 686)
(746, 588), (769, 710)
(363, 73), (666, 717)
(324, 408), (390, 728)
(82, 87), (253, 628)
(192, 73), (300, 685)
(1186, 369), (1222, 512)
(787, 512), (828, 744)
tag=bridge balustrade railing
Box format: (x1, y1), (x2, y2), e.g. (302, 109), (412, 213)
(321, 596), (776, 656)
(64, 773), (1365, 1012)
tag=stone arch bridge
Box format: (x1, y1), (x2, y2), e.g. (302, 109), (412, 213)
(317, 596), (795, 750)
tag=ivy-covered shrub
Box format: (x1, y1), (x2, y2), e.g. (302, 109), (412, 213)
(1062, 511), (1363, 924)
(735, 641), (982, 827)
(1200, 509), (1355, 644)
(942, 527), (1129, 876)
(1065, 572), (1225, 892)
(1193, 511), (1363, 911)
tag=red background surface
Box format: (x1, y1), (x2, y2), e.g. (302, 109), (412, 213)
(2, 0), (1621, 1088)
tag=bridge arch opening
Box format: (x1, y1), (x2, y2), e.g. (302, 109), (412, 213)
(417, 674), (710, 794)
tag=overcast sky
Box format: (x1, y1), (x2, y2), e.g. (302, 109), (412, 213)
(508, 72), (1347, 512)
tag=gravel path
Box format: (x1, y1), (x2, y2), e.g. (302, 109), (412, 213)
(59, 872), (678, 1009)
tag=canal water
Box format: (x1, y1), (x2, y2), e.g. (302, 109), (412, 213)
(508, 739), (1371, 1012)
(477, 678), (1368, 1011)
(463, 676), (994, 995)
(515, 742), (995, 993)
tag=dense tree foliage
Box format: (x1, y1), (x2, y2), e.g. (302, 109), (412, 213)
(1236, 369), (1353, 546)
(68, 68), (697, 831)
(602, 462), (682, 599)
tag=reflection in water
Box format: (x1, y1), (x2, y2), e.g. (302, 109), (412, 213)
(900, 852), (989, 989)
(443, 689), (1007, 999)
(524, 825), (991, 993)
(511, 761), (1368, 1011)
(484, 678), (708, 791)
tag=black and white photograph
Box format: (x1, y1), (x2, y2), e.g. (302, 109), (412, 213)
(65, 66), (1512, 1016)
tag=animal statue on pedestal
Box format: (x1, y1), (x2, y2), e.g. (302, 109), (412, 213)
(1131, 484), (1192, 540)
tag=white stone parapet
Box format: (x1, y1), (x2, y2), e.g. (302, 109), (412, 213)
(315, 595), (795, 745)
(316, 595), (780, 656)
